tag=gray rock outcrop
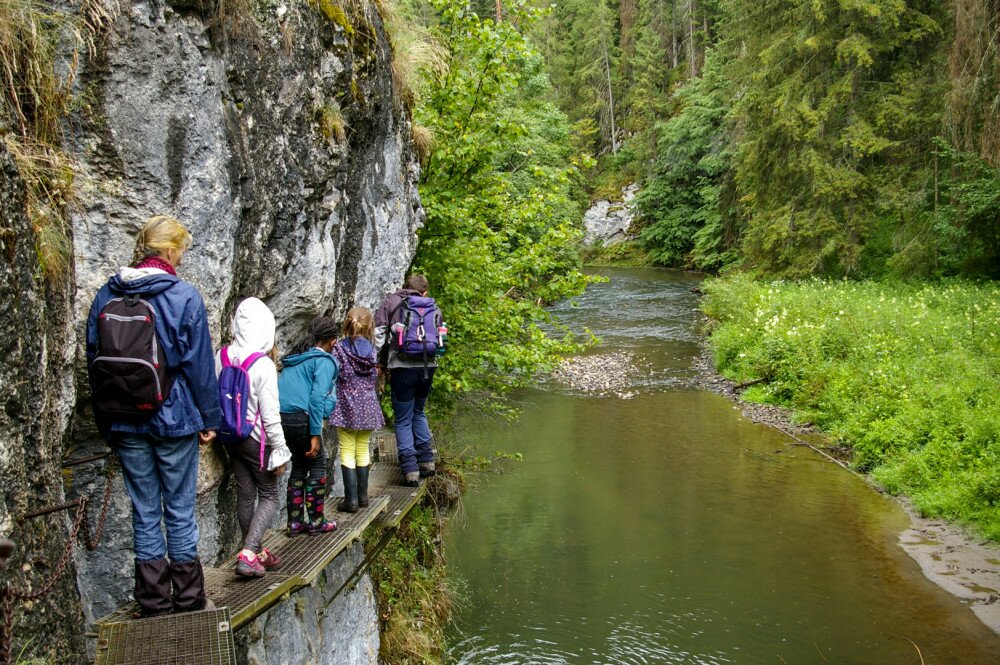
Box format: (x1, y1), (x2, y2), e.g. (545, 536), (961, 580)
(1, 0), (423, 660)
(583, 183), (639, 246)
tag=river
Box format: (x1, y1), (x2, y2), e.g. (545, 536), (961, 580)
(444, 267), (1000, 664)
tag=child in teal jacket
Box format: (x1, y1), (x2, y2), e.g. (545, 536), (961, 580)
(278, 317), (340, 535)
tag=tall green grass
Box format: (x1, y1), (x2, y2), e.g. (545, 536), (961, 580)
(703, 274), (1000, 539)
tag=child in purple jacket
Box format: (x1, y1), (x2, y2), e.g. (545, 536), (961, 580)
(331, 307), (385, 512)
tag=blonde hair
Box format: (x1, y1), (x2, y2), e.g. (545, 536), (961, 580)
(342, 306), (375, 342)
(132, 215), (193, 264)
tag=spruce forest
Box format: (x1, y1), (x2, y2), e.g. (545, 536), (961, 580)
(536, 0), (1000, 278)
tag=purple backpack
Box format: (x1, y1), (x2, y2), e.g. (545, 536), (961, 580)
(217, 347), (267, 467)
(392, 295), (442, 361)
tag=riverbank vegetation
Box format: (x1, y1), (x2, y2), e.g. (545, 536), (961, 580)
(395, 0), (595, 406)
(369, 501), (453, 664)
(703, 275), (1000, 539)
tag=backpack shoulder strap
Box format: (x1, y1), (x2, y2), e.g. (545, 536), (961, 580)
(221, 346), (235, 368)
(241, 352), (267, 371)
(389, 296), (409, 322)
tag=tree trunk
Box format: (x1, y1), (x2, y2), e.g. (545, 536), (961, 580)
(604, 43), (619, 154)
(671, 0), (679, 68)
(686, 0), (696, 78)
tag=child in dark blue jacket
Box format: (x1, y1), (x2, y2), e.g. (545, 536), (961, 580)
(86, 215), (220, 617)
(278, 317), (340, 535)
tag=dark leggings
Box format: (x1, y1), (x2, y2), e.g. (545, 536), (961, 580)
(280, 412), (328, 482)
(228, 437), (278, 552)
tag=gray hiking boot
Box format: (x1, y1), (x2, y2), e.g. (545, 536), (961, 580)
(418, 462), (436, 478)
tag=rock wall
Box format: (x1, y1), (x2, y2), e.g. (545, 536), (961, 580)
(582, 183), (639, 247)
(1, 0), (422, 660)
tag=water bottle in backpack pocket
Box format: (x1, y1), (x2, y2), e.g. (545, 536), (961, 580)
(217, 347), (268, 468)
(90, 294), (174, 418)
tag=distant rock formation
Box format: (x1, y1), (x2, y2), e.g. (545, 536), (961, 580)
(583, 183), (639, 246)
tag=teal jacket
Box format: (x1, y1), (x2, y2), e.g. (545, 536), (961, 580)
(278, 348), (339, 435)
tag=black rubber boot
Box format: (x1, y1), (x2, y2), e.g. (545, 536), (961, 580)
(135, 558), (172, 618)
(169, 557), (207, 613)
(337, 465), (359, 513)
(356, 465), (370, 508)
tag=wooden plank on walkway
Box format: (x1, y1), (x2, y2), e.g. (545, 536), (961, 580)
(94, 607), (235, 665)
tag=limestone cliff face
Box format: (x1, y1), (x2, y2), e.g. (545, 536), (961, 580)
(0, 0), (421, 660)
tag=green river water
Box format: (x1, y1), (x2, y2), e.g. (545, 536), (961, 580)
(445, 267), (1000, 664)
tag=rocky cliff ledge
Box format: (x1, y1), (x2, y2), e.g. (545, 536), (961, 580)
(1, 0), (422, 660)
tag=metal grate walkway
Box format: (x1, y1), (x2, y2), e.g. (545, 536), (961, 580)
(94, 607), (236, 665)
(92, 437), (428, 663)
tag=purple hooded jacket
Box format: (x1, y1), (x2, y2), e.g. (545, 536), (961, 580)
(330, 337), (385, 430)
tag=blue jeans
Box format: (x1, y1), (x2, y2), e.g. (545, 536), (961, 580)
(390, 368), (435, 474)
(116, 433), (200, 562)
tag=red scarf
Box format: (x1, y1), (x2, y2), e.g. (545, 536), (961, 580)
(134, 255), (177, 276)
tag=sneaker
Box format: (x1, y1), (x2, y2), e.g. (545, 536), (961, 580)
(235, 551), (265, 578)
(418, 462), (436, 478)
(307, 519), (337, 536)
(403, 471), (420, 487)
(258, 548), (282, 569)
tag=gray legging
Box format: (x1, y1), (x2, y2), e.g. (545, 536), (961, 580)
(229, 436), (278, 553)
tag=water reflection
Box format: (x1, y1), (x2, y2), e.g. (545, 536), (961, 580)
(447, 268), (1000, 665)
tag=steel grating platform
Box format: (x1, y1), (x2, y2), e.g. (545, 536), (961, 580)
(368, 463), (426, 527)
(202, 568), (298, 627)
(372, 429), (398, 462)
(254, 494), (389, 583)
(94, 607), (236, 665)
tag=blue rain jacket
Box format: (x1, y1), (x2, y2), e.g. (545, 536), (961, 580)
(86, 272), (222, 438)
(278, 348), (338, 436)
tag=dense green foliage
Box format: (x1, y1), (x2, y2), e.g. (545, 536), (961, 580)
(403, 0), (592, 402)
(535, 0), (1000, 278)
(704, 275), (1000, 538)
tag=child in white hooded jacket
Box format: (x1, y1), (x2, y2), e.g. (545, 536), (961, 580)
(215, 297), (292, 578)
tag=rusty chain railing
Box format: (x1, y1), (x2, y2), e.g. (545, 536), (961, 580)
(0, 455), (117, 665)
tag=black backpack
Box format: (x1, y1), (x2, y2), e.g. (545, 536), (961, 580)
(90, 294), (173, 418)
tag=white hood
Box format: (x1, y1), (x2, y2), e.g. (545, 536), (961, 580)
(231, 297), (275, 355)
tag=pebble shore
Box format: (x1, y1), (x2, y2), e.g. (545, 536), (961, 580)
(550, 351), (652, 399)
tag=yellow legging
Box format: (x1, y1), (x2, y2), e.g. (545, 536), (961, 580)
(337, 428), (372, 469)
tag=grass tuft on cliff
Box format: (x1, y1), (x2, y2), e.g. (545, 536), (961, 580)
(703, 274), (1000, 539)
(369, 500), (455, 664)
(1, 0), (115, 283)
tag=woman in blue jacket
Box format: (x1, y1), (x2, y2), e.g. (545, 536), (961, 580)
(278, 317), (339, 535)
(86, 216), (221, 617)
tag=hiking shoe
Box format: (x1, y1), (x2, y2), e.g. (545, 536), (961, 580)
(403, 471), (420, 487)
(235, 551), (265, 578)
(418, 462), (436, 478)
(258, 548), (282, 569)
(307, 519), (337, 535)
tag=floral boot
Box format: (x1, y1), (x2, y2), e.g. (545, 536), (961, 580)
(287, 479), (306, 536)
(305, 477), (337, 535)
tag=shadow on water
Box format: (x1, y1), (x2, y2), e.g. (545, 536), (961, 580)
(445, 268), (1000, 665)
